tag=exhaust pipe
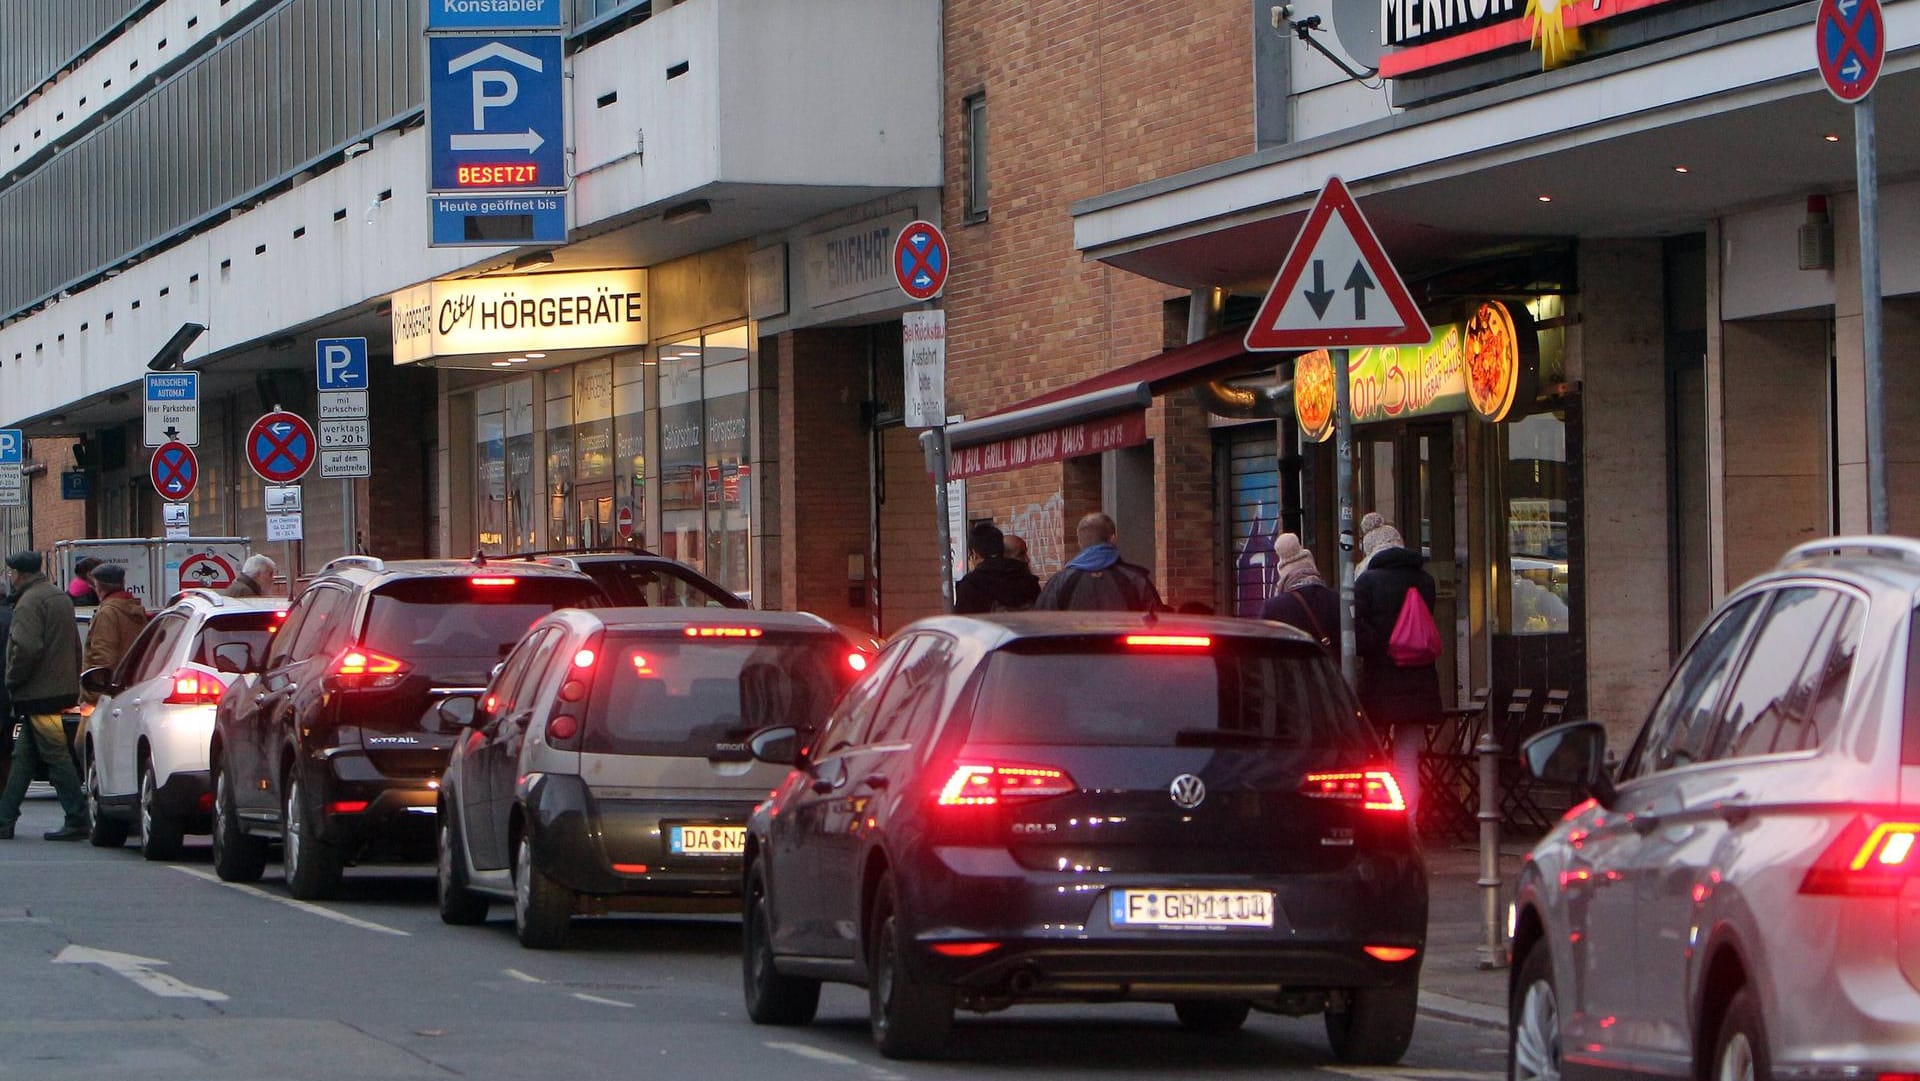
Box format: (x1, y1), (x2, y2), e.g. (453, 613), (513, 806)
(1008, 966), (1041, 996)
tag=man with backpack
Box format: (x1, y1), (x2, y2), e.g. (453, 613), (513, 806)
(954, 522), (1040, 614)
(1352, 524), (1442, 823)
(1033, 512), (1164, 613)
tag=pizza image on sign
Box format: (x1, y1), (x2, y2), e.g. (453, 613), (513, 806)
(1464, 302), (1521, 423)
(1293, 350), (1337, 444)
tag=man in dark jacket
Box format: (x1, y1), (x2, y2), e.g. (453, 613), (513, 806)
(0, 550), (87, 840)
(1352, 530), (1441, 821)
(1033, 512), (1164, 613)
(955, 523), (1040, 614)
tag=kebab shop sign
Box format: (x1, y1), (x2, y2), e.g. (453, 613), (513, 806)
(1294, 300), (1527, 442)
(948, 411), (1149, 480)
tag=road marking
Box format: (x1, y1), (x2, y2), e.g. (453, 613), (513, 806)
(504, 968), (545, 984)
(55, 945), (229, 1002)
(170, 867), (409, 936)
(1321, 1069), (1503, 1080)
(570, 992), (635, 1008)
(765, 1042), (861, 1067)
(1416, 990), (1507, 1030)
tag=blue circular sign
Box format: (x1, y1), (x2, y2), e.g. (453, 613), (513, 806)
(1816, 0), (1883, 103)
(246, 411), (316, 484)
(151, 441), (198, 501)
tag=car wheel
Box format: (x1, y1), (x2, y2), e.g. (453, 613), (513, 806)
(1174, 1000), (1251, 1034)
(282, 774), (343, 900)
(1712, 987), (1769, 1081)
(513, 832), (572, 949)
(210, 760), (267, 883)
(1509, 939), (1560, 1081)
(138, 760), (185, 862)
(84, 752), (129, 848)
(742, 865), (820, 1025)
(1325, 981), (1419, 1065)
(866, 873), (953, 1060)
(437, 806), (490, 926)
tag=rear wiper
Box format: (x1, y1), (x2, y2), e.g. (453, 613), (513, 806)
(1173, 729), (1276, 747)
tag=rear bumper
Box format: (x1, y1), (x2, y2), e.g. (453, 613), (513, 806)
(526, 773), (757, 900)
(314, 757), (441, 860)
(926, 939), (1421, 1001)
(151, 769), (212, 821)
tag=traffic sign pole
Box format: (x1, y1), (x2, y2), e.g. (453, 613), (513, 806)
(1333, 349), (1356, 683)
(1858, 96), (1886, 533)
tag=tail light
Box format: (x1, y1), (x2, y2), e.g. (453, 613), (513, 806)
(1124, 634), (1211, 649)
(1301, 769), (1407, 812)
(327, 649), (410, 692)
(163, 668), (227, 705)
(936, 762), (1076, 807)
(1801, 816), (1920, 896)
(685, 626), (763, 638)
(327, 800), (370, 814)
(547, 633), (599, 750)
(1363, 945), (1419, 962)
(847, 650), (870, 673)
(470, 577), (517, 587)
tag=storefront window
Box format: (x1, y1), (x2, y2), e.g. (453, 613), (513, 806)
(659, 338), (705, 569)
(546, 375), (575, 547)
(572, 360), (615, 548)
(1503, 412), (1570, 634)
(613, 352), (648, 549)
(475, 380), (535, 554)
(704, 327), (752, 596)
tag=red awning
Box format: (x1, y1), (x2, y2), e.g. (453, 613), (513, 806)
(945, 331), (1268, 481)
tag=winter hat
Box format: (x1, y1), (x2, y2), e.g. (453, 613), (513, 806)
(91, 563), (126, 588)
(1273, 533), (1321, 592)
(1361, 525), (1405, 558)
(1360, 512), (1386, 536)
(5, 550), (41, 574)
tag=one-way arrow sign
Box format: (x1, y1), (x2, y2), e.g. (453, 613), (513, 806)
(1245, 176), (1430, 351)
(55, 945), (229, 1002)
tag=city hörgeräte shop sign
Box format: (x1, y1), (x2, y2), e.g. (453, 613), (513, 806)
(391, 269), (648, 365)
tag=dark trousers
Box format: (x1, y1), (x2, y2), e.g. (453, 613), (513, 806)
(0, 713), (87, 830)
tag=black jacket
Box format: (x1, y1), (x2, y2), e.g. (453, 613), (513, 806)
(954, 556), (1041, 614)
(1261, 582), (1339, 652)
(1352, 547), (1442, 730)
(1033, 559), (1164, 613)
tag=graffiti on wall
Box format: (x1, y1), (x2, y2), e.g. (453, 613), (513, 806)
(1006, 492), (1066, 577)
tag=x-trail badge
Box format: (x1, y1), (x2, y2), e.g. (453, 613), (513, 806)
(1169, 773), (1207, 809)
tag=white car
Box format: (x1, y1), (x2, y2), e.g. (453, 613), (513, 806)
(77, 590), (284, 859)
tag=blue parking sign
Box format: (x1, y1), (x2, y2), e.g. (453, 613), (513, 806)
(428, 34), (566, 194)
(316, 338), (369, 390)
(0, 430), (20, 464)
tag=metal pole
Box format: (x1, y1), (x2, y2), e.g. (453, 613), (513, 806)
(342, 479), (355, 556)
(924, 427), (956, 613)
(1857, 96), (1887, 534)
(1476, 724), (1506, 968)
(1333, 348), (1356, 682)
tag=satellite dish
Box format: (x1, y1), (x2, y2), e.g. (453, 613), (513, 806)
(1329, 0), (1385, 70)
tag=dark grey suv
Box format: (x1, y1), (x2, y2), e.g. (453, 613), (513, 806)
(742, 613), (1427, 1060)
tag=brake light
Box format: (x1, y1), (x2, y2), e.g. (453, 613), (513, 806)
(612, 863), (649, 875)
(326, 800), (369, 814)
(548, 715), (580, 742)
(1562, 797), (1598, 823)
(1364, 945), (1419, 962)
(847, 651), (870, 673)
(685, 626), (763, 638)
(1301, 770), (1407, 812)
(470, 577), (517, 587)
(1123, 634), (1212, 649)
(328, 649), (410, 691)
(629, 652), (653, 676)
(930, 941), (1001, 958)
(162, 668), (227, 705)
(1802, 817), (1920, 896)
(935, 762), (1076, 807)
(573, 648), (596, 669)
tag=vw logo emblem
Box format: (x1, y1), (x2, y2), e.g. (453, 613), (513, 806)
(1169, 774), (1207, 810)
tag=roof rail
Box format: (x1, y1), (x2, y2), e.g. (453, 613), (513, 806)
(168, 587), (226, 608)
(1780, 536), (1920, 568)
(508, 545), (656, 559)
(322, 555), (386, 574)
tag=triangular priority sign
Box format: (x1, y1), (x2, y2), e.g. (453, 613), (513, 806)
(1244, 176), (1430, 351)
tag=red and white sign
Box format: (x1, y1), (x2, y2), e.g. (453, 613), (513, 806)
(892, 220), (949, 301)
(150, 441), (198, 502)
(178, 552), (237, 592)
(1816, 0), (1884, 103)
(616, 505), (635, 539)
(245, 410), (317, 484)
(1244, 177), (1430, 352)
(948, 411), (1148, 481)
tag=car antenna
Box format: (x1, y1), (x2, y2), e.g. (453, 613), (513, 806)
(472, 550), (488, 567)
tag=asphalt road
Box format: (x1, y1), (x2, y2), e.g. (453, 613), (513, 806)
(0, 791), (1507, 1081)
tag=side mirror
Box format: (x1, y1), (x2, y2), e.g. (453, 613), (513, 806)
(748, 725), (803, 767)
(80, 665), (119, 697)
(436, 695), (479, 729)
(490, 661), (506, 680)
(1521, 720), (1617, 807)
(211, 642), (255, 675)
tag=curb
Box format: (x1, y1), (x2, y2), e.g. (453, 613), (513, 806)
(1417, 990), (1507, 1031)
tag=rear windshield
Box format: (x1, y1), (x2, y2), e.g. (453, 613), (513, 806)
(362, 577), (601, 678)
(579, 563), (744, 609)
(584, 632), (850, 756)
(191, 611), (279, 669)
(968, 638), (1374, 750)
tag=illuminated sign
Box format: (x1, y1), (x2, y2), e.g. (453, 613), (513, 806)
(1381, 0), (1698, 77)
(1294, 301), (1534, 441)
(391, 269), (648, 364)
(457, 164), (541, 187)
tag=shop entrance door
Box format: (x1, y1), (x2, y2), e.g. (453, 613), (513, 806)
(1358, 422), (1462, 704)
(576, 483), (614, 549)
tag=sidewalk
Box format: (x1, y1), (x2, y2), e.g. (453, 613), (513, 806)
(1416, 839), (1532, 1030)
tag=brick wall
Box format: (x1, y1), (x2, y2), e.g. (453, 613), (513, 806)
(777, 328), (873, 633)
(29, 441), (86, 549)
(941, 1), (1252, 596)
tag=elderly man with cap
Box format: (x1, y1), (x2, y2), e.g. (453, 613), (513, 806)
(223, 553), (276, 598)
(0, 551), (87, 840)
(84, 562), (149, 692)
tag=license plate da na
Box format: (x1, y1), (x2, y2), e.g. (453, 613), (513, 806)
(669, 825), (745, 856)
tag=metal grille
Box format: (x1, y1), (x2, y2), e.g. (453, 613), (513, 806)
(0, 0), (146, 116)
(0, 0), (423, 321)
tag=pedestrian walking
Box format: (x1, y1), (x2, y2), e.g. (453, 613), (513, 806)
(1033, 512), (1164, 613)
(1356, 512), (1393, 574)
(1259, 534), (1339, 654)
(954, 523), (1041, 614)
(0, 580), (13, 781)
(0, 551), (88, 840)
(1352, 527), (1442, 822)
(83, 562), (149, 688)
(224, 554), (276, 598)
(67, 557), (101, 607)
